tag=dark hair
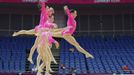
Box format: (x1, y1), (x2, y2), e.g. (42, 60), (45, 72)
(49, 14), (54, 18)
(70, 9), (76, 13)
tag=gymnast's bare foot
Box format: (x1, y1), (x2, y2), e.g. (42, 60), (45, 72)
(85, 53), (94, 59)
(45, 72), (51, 75)
(37, 71), (42, 75)
(27, 57), (34, 64)
(49, 69), (54, 73)
(34, 67), (38, 72)
(12, 32), (17, 36)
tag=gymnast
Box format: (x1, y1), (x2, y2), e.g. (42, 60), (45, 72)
(12, 6), (93, 59)
(12, 2), (93, 59)
(22, 2), (59, 73)
(33, 28), (59, 75)
(12, 2), (56, 37)
(50, 6), (94, 58)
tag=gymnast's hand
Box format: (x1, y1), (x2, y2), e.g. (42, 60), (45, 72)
(46, 6), (49, 10)
(64, 5), (68, 10)
(55, 41), (60, 49)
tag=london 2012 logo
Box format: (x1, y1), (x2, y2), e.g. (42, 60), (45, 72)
(94, 0), (120, 3)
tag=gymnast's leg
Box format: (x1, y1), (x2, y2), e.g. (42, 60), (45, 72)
(44, 50), (51, 75)
(28, 36), (39, 64)
(38, 45), (55, 73)
(63, 34), (94, 58)
(51, 30), (93, 58)
(38, 46), (51, 75)
(36, 48), (43, 75)
(48, 45), (57, 64)
(12, 29), (35, 36)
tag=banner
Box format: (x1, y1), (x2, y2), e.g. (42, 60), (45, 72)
(0, 0), (134, 4)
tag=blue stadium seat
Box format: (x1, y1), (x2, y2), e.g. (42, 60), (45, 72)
(59, 36), (134, 74)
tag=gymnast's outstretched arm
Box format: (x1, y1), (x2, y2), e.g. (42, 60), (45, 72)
(39, 2), (48, 25)
(54, 40), (60, 49)
(64, 6), (71, 18)
(12, 2), (48, 37)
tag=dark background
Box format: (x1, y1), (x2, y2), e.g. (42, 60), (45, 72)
(0, 3), (134, 37)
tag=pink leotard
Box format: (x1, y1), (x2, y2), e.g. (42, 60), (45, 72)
(35, 21), (55, 35)
(34, 2), (49, 33)
(62, 7), (76, 35)
(34, 2), (55, 34)
(44, 20), (55, 29)
(38, 31), (56, 47)
(47, 31), (56, 44)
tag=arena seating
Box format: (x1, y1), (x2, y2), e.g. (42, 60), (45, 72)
(0, 36), (134, 74)
(0, 36), (34, 72)
(59, 36), (134, 74)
